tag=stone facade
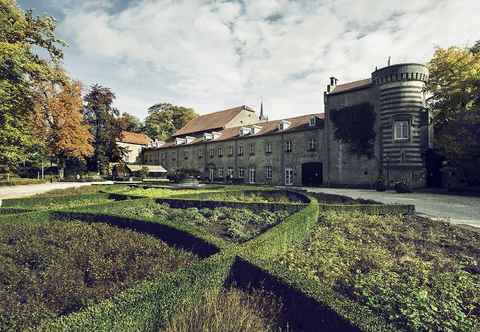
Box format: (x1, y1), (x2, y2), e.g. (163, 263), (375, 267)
(142, 63), (432, 188)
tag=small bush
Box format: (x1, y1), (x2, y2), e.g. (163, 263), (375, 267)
(394, 182), (412, 193)
(163, 288), (286, 332)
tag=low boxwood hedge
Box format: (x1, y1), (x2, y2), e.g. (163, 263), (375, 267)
(2, 187), (424, 331)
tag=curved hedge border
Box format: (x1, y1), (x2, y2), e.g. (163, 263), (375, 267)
(2, 187), (409, 331)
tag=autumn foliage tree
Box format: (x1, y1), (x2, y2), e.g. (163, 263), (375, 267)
(32, 72), (94, 177)
(0, 0), (65, 169)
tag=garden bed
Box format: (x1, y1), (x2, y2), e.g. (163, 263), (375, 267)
(0, 219), (198, 331)
(271, 211), (480, 331)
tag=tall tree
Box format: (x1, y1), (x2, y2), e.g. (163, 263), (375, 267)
(118, 112), (143, 133)
(426, 44), (480, 161)
(83, 84), (124, 174)
(32, 71), (94, 178)
(144, 103), (197, 140)
(0, 0), (65, 169)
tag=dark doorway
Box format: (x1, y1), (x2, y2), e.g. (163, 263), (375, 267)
(302, 162), (323, 186)
(425, 149), (444, 187)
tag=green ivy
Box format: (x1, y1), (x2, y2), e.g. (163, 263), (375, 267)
(330, 103), (376, 157)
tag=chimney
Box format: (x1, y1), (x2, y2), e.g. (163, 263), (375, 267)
(327, 76), (339, 93)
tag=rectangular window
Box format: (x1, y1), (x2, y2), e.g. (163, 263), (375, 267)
(249, 168), (256, 184)
(218, 147), (223, 157)
(209, 168), (215, 181)
(265, 166), (272, 180)
(394, 120), (410, 140)
(209, 148), (214, 158)
(228, 145), (234, 156)
(198, 149), (203, 159)
(238, 167), (245, 178)
(183, 151), (188, 160)
(285, 140), (292, 152)
(285, 167), (293, 185)
(249, 143), (255, 155)
(238, 145), (244, 156)
(227, 167), (234, 177)
(308, 138), (316, 151)
(218, 168), (224, 177)
(265, 142), (272, 154)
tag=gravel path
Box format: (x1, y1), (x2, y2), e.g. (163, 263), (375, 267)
(0, 182), (113, 200)
(298, 187), (480, 228)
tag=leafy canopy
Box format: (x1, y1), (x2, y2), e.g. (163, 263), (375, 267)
(32, 70), (94, 167)
(145, 103), (197, 140)
(0, 0), (65, 168)
(84, 84), (124, 174)
(427, 44), (480, 160)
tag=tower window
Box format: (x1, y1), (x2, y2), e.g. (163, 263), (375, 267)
(394, 120), (410, 140)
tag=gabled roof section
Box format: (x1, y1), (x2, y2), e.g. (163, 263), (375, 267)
(330, 78), (371, 95)
(152, 113), (325, 149)
(173, 105), (254, 137)
(119, 131), (151, 145)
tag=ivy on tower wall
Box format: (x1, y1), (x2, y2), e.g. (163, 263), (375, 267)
(330, 103), (376, 158)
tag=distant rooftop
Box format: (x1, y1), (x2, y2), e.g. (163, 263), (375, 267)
(330, 78), (371, 95)
(173, 105), (255, 137)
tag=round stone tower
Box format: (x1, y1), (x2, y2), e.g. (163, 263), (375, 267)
(372, 63), (430, 187)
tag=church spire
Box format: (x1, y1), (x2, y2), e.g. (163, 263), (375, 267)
(259, 98), (267, 121)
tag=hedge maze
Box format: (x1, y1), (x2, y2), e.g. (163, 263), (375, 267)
(0, 185), (421, 331)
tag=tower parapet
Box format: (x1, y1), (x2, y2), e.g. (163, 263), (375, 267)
(373, 63), (429, 186)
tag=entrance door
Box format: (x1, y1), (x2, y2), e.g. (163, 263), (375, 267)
(249, 168), (256, 184)
(209, 168), (215, 182)
(285, 168), (294, 186)
(302, 162), (323, 186)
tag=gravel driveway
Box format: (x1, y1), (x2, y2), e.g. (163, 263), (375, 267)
(0, 182), (113, 200)
(299, 187), (480, 228)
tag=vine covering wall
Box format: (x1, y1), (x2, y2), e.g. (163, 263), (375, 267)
(330, 103), (376, 158)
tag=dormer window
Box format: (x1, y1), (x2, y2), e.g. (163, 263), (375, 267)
(279, 120), (291, 131)
(185, 136), (195, 144)
(239, 127), (250, 136)
(309, 116), (317, 127)
(175, 137), (186, 145)
(203, 133), (213, 141)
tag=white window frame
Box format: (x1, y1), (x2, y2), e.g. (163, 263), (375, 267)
(265, 142), (272, 153)
(285, 167), (294, 186)
(265, 166), (272, 180)
(249, 168), (256, 184)
(308, 138), (316, 151)
(228, 145), (234, 156)
(209, 148), (214, 158)
(218, 147), (223, 157)
(218, 167), (224, 177)
(209, 168), (215, 181)
(394, 120), (410, 140)
(238, 167), (245, 178)
(249, 143), (255, 155)
(285, 140), (292, 152)
(238, 145), (244, 156)
(227, 167), (234, 177)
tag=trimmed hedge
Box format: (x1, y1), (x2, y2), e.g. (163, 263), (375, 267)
(317, 203), (415, 215)
(2, 186), (421, 331)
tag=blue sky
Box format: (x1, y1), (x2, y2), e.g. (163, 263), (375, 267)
(17, 0), (480, 120)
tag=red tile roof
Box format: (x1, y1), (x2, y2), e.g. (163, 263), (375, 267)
(119, 131), (151, 145)
(173, 105), (254, 137)
(331, 78), (371, 94)
(150, 113), (324, 149)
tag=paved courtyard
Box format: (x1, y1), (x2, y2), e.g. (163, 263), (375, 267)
(0, 182), (113, 200)
(300, 187), (480, 228)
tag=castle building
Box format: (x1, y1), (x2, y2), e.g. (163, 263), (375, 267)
(142, 63), (431, 188)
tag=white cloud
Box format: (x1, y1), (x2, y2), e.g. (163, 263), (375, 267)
(48, 0), (480, 120)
